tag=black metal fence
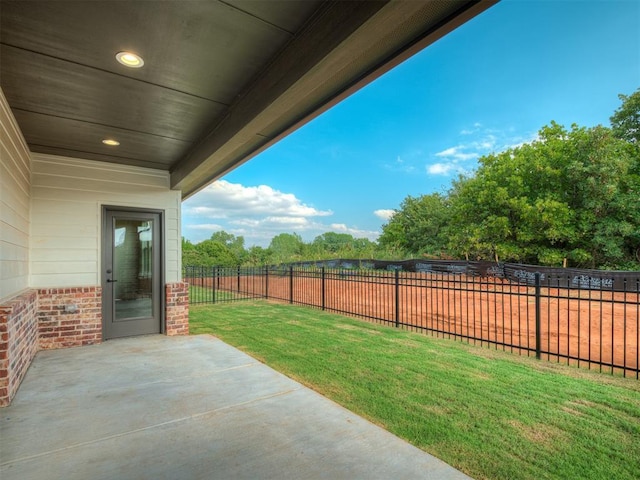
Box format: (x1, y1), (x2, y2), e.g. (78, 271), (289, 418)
(184, 264), (640, 378)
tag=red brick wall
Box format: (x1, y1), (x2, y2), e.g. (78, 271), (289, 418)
(37, 287), (102, 350)
(166, 282), (189, 336)
(0, 290), (38, 406)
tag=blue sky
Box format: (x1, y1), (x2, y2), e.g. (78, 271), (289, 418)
(182, 0), (640, 247)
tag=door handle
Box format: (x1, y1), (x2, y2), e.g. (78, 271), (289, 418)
(107, 279), (118, 283)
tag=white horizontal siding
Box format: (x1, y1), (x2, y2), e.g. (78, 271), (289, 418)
(31, 173), (171, 195)
(32, 273), (98, 288)
(30, 248), (95, 262)
(30, 185), (176, 204)
(32, 261), (97, 275)
(32, 157), (169, 187)
(31, 234), (98, 250)
(0, 87), (31, 302)
(30, 154), (182, 288)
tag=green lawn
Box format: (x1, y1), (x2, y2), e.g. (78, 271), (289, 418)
(190, 301), (640, 480)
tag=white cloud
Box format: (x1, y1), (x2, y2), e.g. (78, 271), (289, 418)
(472, 135), (496, 150)
(428, 126), (530, 177)
(435, 147), (457, 157)
(427, 163), (457, 175)
(374, 209), (395, 220)
(187, 223), (225, 231)
(263, 216), (310, 226)
(329, 223), (379, 239)
(183, 180), (332, 219)
(435, 146), (478, 162)
(227, 218), (261, 227)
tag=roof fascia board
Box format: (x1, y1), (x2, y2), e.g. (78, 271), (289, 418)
(173, 0), (498, 198)
(171, 0), (386, 194)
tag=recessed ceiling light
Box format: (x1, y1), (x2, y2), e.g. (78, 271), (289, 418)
(102, 139), (120, 146)
(115, 51), (144, 68)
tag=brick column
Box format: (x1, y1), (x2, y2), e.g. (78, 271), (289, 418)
(0, 290), (38, 406)
(166, 282), (189, 336)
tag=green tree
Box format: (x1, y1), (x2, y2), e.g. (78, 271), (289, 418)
(378, 91), (640, 269)
(446, 122), (574, 263)
(351, 237), (377, 257)
(245, 245), (273, 266)
(269, 233), (305, 263)
(376, 211), (406, 258)
(182, 237), (206, 266)
(194, 239), (239, 267)
(379, 194), (449, 256)
(446, 122), (639, 268)
(309, 232), (378, 259)
(208, 231), (246, 263)
(563, 125), (640, 268)
(312, 232), (355, 254)
(611, 88), (640, 144)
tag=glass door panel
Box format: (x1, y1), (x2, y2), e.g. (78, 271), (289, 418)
(114, 219), (153, 320)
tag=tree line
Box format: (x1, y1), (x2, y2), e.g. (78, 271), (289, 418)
(379, 90), (640, 270)
(183, 90), (639, 270)
(182, 231), (382, 268)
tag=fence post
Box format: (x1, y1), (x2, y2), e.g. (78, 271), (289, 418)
(395, 269), (400, 328)
(237, 265), (241, 293)
(321, 267), (326, 311)
(264, 266), (269, 299)
(289, 266), (294, 304)
(535, 272), (541, 359)
(212, 266), (217, 304)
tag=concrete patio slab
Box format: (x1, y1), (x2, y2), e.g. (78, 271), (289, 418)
(0, 335), (471, 480)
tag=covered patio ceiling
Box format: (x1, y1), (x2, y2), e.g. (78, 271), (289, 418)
(0, 0), (497, 198)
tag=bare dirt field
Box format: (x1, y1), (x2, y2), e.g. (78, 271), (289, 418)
(190, 272), (639, 376)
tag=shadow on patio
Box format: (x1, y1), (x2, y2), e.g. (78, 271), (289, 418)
(0, 335), (469, 480)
